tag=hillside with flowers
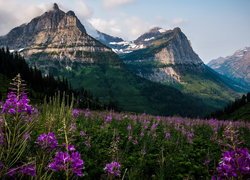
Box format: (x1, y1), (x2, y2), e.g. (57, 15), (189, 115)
(0, 75), (249, 179)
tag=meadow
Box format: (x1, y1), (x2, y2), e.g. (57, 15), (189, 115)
(0, 78), (249, 179)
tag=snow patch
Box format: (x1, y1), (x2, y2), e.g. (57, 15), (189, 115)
(159, 29), (166, 33)
(144, 37), (155, 42)
(109, 41), (129, 46)
(65, 66), (72, 71)
(18, 48), (24, 52)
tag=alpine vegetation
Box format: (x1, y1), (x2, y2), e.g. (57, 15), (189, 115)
(0, 75), (249, 179)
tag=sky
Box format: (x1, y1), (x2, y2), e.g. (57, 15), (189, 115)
(0, 0), (249, 63)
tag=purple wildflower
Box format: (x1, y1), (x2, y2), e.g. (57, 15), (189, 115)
(36, 132), (58, 150)
(151, 123), (158, 131)
(104, 161), (121, 177)
(6, 164), (36, 177)
(6, 167), (19, 176)
(71, 152), (84, 176)
(127, 124), (132, 131)
(215, 148), (250, 178)
(48, 151), (71, 172)
(165, 132), (171, 140)
(19, 164), (36, 176)
(48, 151), (84, 177)
(80, 131), (86, 137)
(67, 144), (76, 152)
(72, 109), (81, 118)
(105, 114), (112, 123)
(1, 92), (35, 115)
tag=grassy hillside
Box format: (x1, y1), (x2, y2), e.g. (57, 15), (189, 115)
(214, 103), (250, 121)
(123, 60), (238, 110)
(224, 103), (250, 120)
(27, 58), (216, 117)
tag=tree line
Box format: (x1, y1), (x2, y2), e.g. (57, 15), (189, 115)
(0, 47), (119, 110)
(210, 92), (250, 119)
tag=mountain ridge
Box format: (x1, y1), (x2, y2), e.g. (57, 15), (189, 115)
(0, 3), (217, 117)
(208, 47), (250, 88)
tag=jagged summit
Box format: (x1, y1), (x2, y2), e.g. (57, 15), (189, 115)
(0, 4), (116, 63)
(53, 3), (59, 10)
(149, 27), (162, 32)
(67, 10), (75, 16)
(208, 47), (250, 87)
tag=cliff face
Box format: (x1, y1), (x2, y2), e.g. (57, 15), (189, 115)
(0, 3), (115, 63)
(208, 47), (250, 87)
(121, 27), (205, 83)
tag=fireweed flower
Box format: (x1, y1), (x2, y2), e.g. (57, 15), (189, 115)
(215, 148), (250, 178)
(105, 114), (112, 123)
(19, 164), (36, 176)
(80, 131), (86, 137)
(6, 164), (36, 177)
(48, 151), (71, 172)
(6, 167), (19, 176)
(165, 132), (171, 140)
(1, 92), (35, 115)
(104, 161), (121, 177)
(48, 151), (84, 177)
(127, 124), (132, 131)
(72, 109), (81, 118)
(71, 152), (84, 176)
(64, 144), (76, 152)
(36, 132), (58, 150)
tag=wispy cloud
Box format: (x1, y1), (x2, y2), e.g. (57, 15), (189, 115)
(89, 15), (151, 40)
(171, 18), (187, 26)
(0, 0), (93, 36)
(0, 0), (50, 35)
(102, 0), (135, 8)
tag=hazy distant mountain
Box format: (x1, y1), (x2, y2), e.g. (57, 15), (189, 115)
(208, 47), (250, 88)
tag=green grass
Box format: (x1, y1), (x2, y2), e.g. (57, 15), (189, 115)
(26, 59), (216, 117)
(219, 103), (250, 121)
(1, 90), (250, 179)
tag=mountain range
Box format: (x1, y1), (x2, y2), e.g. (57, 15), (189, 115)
(208, 47), (250, 89)
(0, 3), (247, 117)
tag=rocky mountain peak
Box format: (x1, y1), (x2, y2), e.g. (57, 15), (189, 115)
(149, 27), (162, 33)
(208, 47), (250, 87)
(53, 3), (59, 11)
(0, 4), (116, 63)
(66, 10), (76, 16)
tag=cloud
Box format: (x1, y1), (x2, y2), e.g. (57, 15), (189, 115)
(0, 0), (48, 35)
(64, 0), (93, 19)
(0, 0), (93, 36)
(102, 0), (135, 8)
(171, 18), (187, 26)
(89, 18), (122, 36)
(89, 16), (151, 40)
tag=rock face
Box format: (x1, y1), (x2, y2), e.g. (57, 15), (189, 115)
(208, 47), (250, 87)
(121, 27), (205, 82)
(0, 3), (115, 63)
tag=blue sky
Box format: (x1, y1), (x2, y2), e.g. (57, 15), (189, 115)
(0, 0), (249, 63)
